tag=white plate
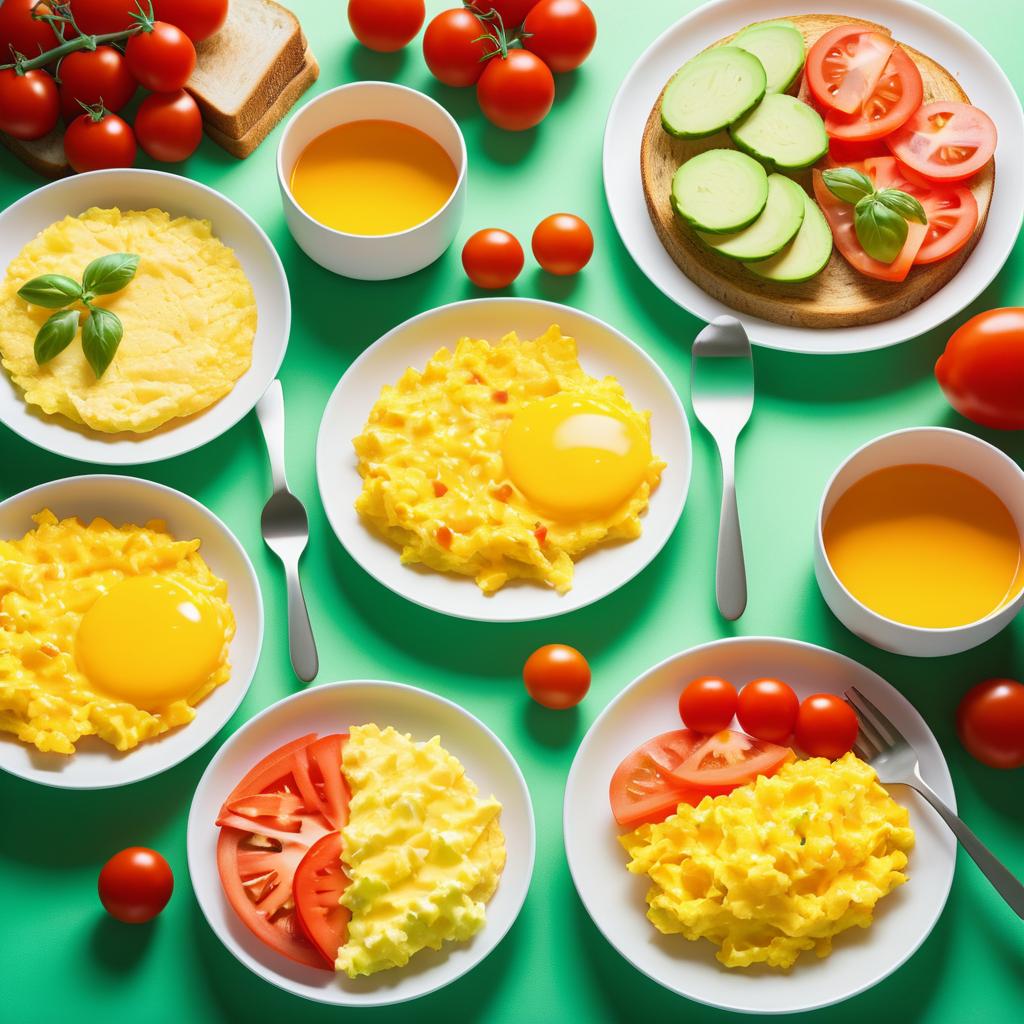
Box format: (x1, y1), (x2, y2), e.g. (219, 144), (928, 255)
(604, 0), (1024, 354)
(564, 636), (956, 1015)
(0, 475), (263, 789)
(316, 297), (691, 622)
(0, 168), (289, 463)
(188, 680), (535, 1007)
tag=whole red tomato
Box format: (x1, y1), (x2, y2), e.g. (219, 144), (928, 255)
(461, 228), (524, 288)
(347, 0), (424, 52)
(59, 46), (136, 120)
(64, 107), (136, 171)
(472, 0), (536, 30)
(70, 0), (138, 34)
(152, 0), (229, 42)
(0, 67), (59, 140)
(0, 0), (58, 58)
(957, 679), (1024, 769)
(935, 308), (1024, 430)
(477, 48), (554, 131)
(422, 8), (490, 88)
(98, 847), (174, 923)
(523, 644), (590, 709)
(134, 89), (202, 161)
(532, 213), (593, 275)
(523, 0), (596, 73)
(126, 22), (196, 92)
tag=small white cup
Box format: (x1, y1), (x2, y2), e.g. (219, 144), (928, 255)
(814, 426), (1024, 657)
(277, 82), (467, 280)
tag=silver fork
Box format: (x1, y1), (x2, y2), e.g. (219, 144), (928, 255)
(845, 686), (1024, 918)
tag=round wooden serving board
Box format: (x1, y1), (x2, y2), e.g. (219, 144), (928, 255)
(639, 13), (995, 329)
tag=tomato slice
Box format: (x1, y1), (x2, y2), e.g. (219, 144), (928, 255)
(886, 101), (997, 182)
(806, 26), (895, 114)
(294, 832), (352, 966)
(824, 45), (923, 141)
(667, 729), (794, 789)
(828, 136), (890, 164)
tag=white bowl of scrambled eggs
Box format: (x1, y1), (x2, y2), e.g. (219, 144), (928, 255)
(564, 636), (957, 1015)
(187, 679), (535, 1006)
(0, 474), (263, 789)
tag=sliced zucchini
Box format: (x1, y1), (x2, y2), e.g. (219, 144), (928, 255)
(730, 93), (828, 170)
(671, 149), (769, 235)
(745, 191), (832, 282)
(661, 46), (766, 138)
(733, 21), (806, 94)
(697, 173), (805, 261)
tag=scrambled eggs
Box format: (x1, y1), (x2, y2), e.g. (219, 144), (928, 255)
(0, 207), (257, 433)
(337, 723), (505, 977)
(0, 510), (235, 754)
(352, 326), (665, 593)
(621, 753), (914, 968)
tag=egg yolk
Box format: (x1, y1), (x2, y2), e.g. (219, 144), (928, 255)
(501, 393), (652, 520)
(76, 575), (225, 712)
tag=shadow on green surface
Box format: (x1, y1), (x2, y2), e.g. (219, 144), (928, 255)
(523, 699), (584, 749)
(89, 913), (159, 973)
(342, 43), (410, 85)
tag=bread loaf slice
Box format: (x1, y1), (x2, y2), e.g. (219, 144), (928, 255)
(0, 127), (71, 178)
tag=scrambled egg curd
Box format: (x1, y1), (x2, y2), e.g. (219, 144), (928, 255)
(0, 510), (235, 754)
(352, 326), (665, 594)
(0, 207), (257, 433)
(337, 724), (505, 977)
(621, 754), (914, 969)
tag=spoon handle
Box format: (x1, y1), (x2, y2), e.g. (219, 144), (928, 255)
(285, 559), (319, 683)
(716, 441), (747, 620)
(256, 379), (288, 494)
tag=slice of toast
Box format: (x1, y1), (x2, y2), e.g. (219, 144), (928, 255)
(0, 127), (71, 179)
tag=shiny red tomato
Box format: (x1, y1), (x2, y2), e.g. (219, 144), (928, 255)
(677, 676), (737, 734)
(522, 0), (596, 73)
(736, 678), (800, 743)
(668, 729), (793, 789)
(805, 25), (895, 114)
(0, 67), (59, 140)
(827, 136), (889, 164)
(134, 89), (202, 161)
(293, 832), (352, 964)
(0, 0), (58, 58)
(347, 0), (424, 52)
(935, 309), (1024, 430)
(531, 213), (593, 275)
(152, 0), (229, 42)
(422, 8), (490, 88)
(98, 847), (174, 923)
(824, 46), (922, 142)
(472, 0), (536, 30)
(64, 107), (136, 171)
(58, 46), (136, 120)
(125, 21), (196, 92)
(957, 679), (1024, 769)
(795, 694), (859, 759)
(886, 101), (997, 183)
(523, 643), (590, 709)
(70, 0), (137, 33)
(462, 227), (524, 288)
(477, 48), (554, 131)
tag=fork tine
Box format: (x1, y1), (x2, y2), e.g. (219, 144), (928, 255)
(845, 686), (901, 749)
(852, 733), (879, 763)
(844, 691), (890, 754)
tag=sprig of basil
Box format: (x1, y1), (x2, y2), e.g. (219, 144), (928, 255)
(82, 307), (123, 378)
(17, 274), (83, 309)
(33, 309), (81, 364)
(821, 167), (875, 205)
(82, 253), (140, 298)
(875, 188), (928, 224)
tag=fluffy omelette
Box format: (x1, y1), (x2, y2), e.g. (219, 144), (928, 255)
(621, 754), (914, 969)
(352, 326), (665, 594)
(0, 510), (235, 755)
(0, 207), (257, 434)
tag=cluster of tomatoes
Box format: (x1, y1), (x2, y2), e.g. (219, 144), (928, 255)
(0, 0), (228, 171)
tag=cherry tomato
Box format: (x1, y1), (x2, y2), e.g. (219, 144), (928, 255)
(422, 8), (490, 88)
(0, 68), (59, 140)
(823, 46), (922, 142)
(70, 0), (137, 34)
(795, 693), (859, 760)
(471, 0), (536, 30)
(64, 107), (136, 171)
(58, 46), (136, 120)
(477, 48), (554, 131)
(736, 678), (800, 743)
(805, 26), (894, 114)
(677, 677), (737, 734)
(531, 213), (593, 275)
(152, 0), (229, 42)
(134, 89), (202, 162)
(0, 0), (58, 58)
(523, 643), (590, 709)
(462, 228), (524, 288)
(957, 679), (1024, 770)
(522, 0), (596, 74)
(886, 101), (997, 183)
(935, 309), (1024, 430)
(98, 847), (173, 924)
(347, 0), (424, 53)
(125, 21), (196, 93)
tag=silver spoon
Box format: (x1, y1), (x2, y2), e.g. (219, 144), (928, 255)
(255, 380), (318, 682)
(691, 315), (754, 621)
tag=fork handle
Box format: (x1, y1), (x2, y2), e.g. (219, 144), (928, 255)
(913, 772), (1024, 919)
(715, 442), (747, 621)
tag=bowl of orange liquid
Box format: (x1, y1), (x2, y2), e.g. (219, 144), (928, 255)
(815, 427), (1024, 657)
(277, 82), (467, 279)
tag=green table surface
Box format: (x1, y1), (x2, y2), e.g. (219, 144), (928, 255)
(1, 1), (1022, 1021)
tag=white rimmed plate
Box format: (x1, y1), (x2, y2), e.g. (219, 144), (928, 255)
(0, 474), (263, 789)
(564, 636), (956, 1015)
(604, 0), (1024, 353)
(0, 168), (289, 463)
(316, 297), (691, 622)
(187, 680), (536, 1007)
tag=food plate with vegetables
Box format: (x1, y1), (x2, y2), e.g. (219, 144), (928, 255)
(564, 636), (956, 1014)
(604, 0), (1024, 353)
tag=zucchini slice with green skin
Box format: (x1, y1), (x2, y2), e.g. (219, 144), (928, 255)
(671, 149), (769, 234)
(729, 93), (829, 171)
(745, 191), (832, 282)
(661, 46), (767, 138)
(697, 173), (806, 261)
(733, 21), (806, 95)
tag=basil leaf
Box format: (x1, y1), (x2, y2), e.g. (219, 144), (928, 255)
(33, 309), (80, 364)
(17, 274), (83, 309)
(854, 197), (909, 264)
(876, 188), (929, 224)
(81, 253), (139, 297)
(822, 167), (876, 205)
(81, 307), (123, 378)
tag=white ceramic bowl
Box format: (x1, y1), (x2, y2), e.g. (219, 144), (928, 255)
(188, 680), (535, 1006)
(815, 427), (1024, 657)
(0, 168), (289, 464)
(277, 82), (467, 280)
(0, 474), (263, 789)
